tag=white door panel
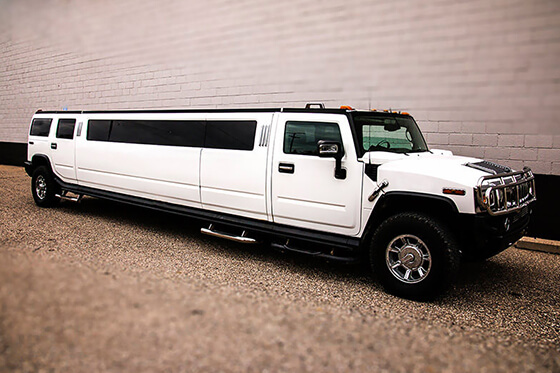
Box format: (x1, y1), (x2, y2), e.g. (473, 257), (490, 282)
(273, 157), (359, 228)
(271, 113), (363, 236)
(200, 113), (273, 221)
(51, 117), (78, 182)
(200, 149), (267, 219)
(76, 141), (201, 207)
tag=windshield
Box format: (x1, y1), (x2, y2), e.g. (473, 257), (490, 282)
(352, 114), (428, 156)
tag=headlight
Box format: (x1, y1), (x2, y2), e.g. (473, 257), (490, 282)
(484, 188), (504, 209)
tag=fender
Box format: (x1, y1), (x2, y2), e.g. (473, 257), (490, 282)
(25, 154), (53, 177)
(361, 191), (460, 247)
(382, 191), (459, 214)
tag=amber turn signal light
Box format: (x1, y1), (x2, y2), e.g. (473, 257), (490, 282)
(443, 188), (466, 196)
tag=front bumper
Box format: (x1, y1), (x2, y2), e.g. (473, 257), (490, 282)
(458, 202), (534, 259)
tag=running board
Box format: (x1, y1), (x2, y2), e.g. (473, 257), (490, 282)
(201, 224), (258, 244)
(271, 242), (359, 263)
(55, 191), (83, 202)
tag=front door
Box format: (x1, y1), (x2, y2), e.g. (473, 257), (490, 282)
(270, 113), (363, 236)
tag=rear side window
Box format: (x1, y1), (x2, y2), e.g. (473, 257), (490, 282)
(56, 119), (76, 139)
(87, 120), (112, 141)
(284, 121), (342, 155)
(205, 121), (257, 150)
(110, 120), (205, 147)
(30, 118), (52, 137)
(87, 119), (258, 150)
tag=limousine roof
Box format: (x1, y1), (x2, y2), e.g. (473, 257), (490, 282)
(35, 107), (412, 116)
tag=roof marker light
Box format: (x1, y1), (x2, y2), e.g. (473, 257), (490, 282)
(340, 105), (354, 110)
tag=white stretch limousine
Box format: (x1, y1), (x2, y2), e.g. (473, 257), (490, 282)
(25, 104), (536, 298)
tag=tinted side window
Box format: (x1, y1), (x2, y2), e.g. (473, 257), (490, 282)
(87, 120), (112, 141)
(30, 118), (52, 137)
(284, 121), (342, 155)
(110, 120), (205, 147)
(56, 119), (76, 139)
(205, 121), (257, 150)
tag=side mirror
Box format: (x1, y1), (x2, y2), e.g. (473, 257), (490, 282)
(317, 140), (346, 179)
(318, 141), (342, 157)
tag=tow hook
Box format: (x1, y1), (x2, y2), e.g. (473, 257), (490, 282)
(368, 179), (389, 202)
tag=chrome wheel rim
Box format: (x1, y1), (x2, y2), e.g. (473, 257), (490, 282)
(35, 175), (47, 200)
(385, 234), (432, 284)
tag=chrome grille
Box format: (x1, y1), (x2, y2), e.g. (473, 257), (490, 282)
(475, 167), (536, 216)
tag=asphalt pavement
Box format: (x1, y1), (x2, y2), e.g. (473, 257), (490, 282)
(0, 165), (559, 372)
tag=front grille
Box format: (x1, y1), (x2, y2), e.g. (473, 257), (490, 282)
(511, 206), (529, 224)
(475, 167), (536, 216)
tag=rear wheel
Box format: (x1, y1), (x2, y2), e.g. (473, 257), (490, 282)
(31, 166), (60, 207)
(370, 212), (460, 299)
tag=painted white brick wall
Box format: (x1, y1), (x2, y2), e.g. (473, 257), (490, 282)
(1, 0), (559, 175)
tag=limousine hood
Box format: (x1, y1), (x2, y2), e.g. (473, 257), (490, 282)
(364, 151), (499, 213)
(376, 153), (490, 185)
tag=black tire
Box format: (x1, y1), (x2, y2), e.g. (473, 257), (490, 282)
(370, 212), (460, 300)
(31, 165), (60, 207)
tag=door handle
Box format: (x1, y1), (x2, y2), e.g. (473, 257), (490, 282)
(278, 163), (294, 174)
(51, 143), (57, 150)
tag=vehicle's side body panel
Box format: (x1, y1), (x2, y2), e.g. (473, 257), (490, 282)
(75, 113), (204, 208)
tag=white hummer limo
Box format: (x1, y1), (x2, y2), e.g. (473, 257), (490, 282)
(25, 104), (536, 298)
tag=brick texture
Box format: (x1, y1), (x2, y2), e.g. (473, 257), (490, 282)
(1, 0), (560, 174)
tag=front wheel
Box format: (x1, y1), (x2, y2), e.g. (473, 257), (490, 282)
(31, 166), (60, 207)
(370, 212), (460, 300)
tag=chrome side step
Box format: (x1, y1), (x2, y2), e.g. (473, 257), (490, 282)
(200, 224), (258, 244)
(55, 191), (83, 202)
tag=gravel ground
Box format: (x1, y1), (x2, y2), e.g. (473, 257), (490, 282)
(0, 164), (559, 372)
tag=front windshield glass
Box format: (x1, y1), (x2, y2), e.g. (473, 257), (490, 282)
(352, 114), (428, 156)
